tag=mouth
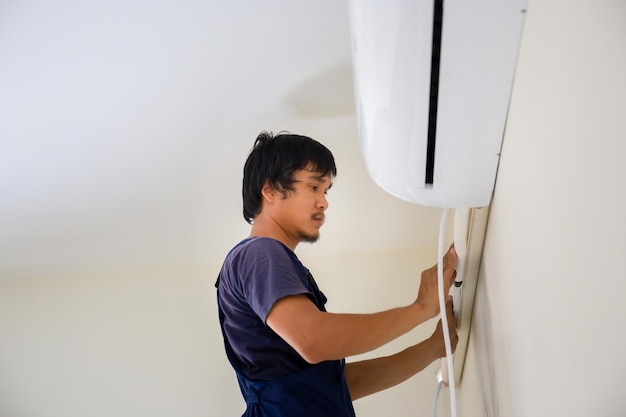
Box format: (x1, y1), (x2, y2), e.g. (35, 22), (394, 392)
(312, 214), (325, 227)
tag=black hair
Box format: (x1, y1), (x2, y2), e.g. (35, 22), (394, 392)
(242, 131), (337, 224)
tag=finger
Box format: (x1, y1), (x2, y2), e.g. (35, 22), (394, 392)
(443, 251), (457, 270)
(442, 266), (457, 288)
(445, 300), (457, 327)
(430, 246), (457, 271)
(432, 246), (455, 270)
(445, 244), (457, 262)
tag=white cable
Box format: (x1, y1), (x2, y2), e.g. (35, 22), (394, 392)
(437, 207), (457, 417)
(432, 380), (444, 417)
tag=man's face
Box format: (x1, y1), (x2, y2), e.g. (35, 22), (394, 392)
(272, 168), (332, 244)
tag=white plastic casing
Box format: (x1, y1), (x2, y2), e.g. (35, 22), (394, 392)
(348, 0), (527, 208)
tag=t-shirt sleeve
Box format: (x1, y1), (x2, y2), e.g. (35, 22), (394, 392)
(238, 239), (311, 323)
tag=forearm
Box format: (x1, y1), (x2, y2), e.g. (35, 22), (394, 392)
(344, 337), (440, 401)
(267, 295), (434, 364)
(267, 247), (457, 364)
(309, 305), (431, 361)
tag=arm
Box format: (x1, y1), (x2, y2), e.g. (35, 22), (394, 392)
(266, 246), (457, 364)
(344, 298), (458, 400)
(267, 295), (428, 364)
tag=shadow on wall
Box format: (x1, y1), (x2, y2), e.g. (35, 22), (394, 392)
(282, 61), (356, 119)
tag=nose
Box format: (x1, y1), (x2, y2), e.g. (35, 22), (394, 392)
(318, 193), (328, 211)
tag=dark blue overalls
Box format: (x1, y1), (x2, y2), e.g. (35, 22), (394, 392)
(216, 284), (356, 416)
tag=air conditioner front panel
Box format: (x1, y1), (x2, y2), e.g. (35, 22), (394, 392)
(350, 0), (527, 208)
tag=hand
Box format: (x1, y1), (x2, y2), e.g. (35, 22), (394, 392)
(430, 298), (459, 358)
(415, 244), (457, 318)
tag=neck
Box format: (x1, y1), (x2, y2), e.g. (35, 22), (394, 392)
(249, 216), (298, 251)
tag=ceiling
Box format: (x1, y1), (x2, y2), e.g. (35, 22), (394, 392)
(0, 0), (443, 275)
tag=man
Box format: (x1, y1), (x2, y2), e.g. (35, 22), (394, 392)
(215, 131), (458, 416)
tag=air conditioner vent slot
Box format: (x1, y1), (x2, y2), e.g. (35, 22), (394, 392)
(426, 0), (444, 185)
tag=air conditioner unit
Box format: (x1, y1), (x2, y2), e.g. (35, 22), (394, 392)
(348, 0), (527, 208)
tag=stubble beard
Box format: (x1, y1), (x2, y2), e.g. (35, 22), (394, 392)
(298, 213), (324, 244)
(299, 230), (320, 244)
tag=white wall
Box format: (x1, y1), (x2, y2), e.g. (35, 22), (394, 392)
(456, 1), (626, 416)
(0, 247), (454, 417)
(0, 265), (242, 417)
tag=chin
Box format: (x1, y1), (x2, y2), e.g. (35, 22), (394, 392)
(300, 232), (320, 244)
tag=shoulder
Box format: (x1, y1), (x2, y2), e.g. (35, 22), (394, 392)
(220, 238), (311, 306)
(223, 237), (304, 277)
(230, 237), (294, 262)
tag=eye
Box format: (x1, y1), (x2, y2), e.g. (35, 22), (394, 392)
(310, 185), (319, 191)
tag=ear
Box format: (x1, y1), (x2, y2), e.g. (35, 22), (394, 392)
(261, 181), (276, 204)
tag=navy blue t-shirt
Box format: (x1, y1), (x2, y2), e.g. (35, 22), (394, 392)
(216, 237), (328, 380)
